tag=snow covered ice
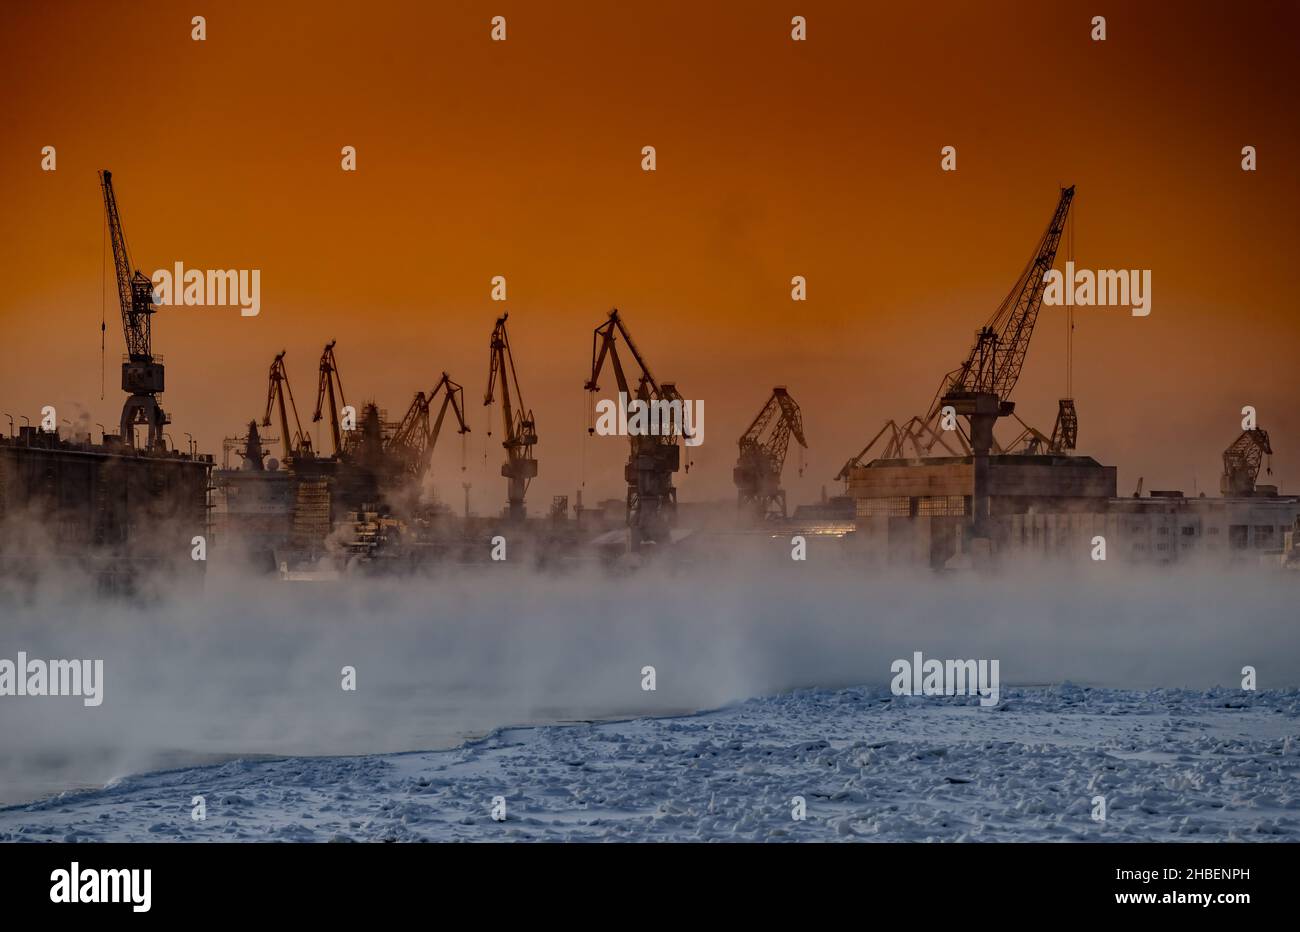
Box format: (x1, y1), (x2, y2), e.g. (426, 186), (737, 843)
(4, 685), (1297, 842)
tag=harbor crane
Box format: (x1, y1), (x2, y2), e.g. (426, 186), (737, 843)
(312, 340), (352, 457)
(484, 314), (538, 521)
(99, 170), (169, 450)
(734, 387), (807, 520)
(585, 309), (689, 551)
(387, 373), (470, 481)
(262, 351), (314, 463)
(836, 186), (1075, 537)
(1221, 428), (1273, 496)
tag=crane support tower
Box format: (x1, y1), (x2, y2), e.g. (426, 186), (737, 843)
(734, 387), (807, 520)
(484, 314), (538, 521)
(99, 170), (170, 450)
(585, 309), (689, 552)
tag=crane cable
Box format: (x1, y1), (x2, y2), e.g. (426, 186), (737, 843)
(1066, 194), (1076, 399)
(580, 388), (588, 490)
(100, 206), (106, 401)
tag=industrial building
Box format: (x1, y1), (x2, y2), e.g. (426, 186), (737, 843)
(846, 452), (1298, 568)
(0, 427), (210, 585)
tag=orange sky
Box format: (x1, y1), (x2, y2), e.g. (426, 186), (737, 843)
(2, 0), (1297, 513)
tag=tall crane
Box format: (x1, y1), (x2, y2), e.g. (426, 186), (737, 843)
(387, 373), (470, 481)
(262, 351), (314, 463)
(99, 170), (169, 449)
(734, 387), (807, 520)
(939, 185), (1073, 536)
(837, 187), (1076, 497)
(585, 309), (689, 551)
(1221, 428), (1272, 496)
(312, 340), (351, 457)
(484, 314), (538, 521)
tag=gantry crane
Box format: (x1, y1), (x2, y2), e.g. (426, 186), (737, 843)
(734, 387), (807, 520)
(484, 314), (538, 521)
(386, 373), (470, 481)
(836, 186), (1075, 536)
(585, 309), (690, 551)
(1221, 428), (1272, 496)
(262, 351), (314, 463)
(312, 340), (352, 458)
(99, 170), (169, 449)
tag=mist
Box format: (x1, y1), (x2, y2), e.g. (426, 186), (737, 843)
(2, 554), (1297, 806)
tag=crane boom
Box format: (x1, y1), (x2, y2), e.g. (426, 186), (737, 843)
(99, 170), (153, 359)
(941, 185), (1075, 404)
(429, 372), (470, 454)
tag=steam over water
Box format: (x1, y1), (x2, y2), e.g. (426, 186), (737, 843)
(2, 557), (1297, 806)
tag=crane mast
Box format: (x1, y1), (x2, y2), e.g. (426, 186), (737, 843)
(484, 314), (538, 521)
(99, 170), (168, 449)
(262, 351), (313, 463)
(734, 387), (807, 520)
(585, 309), (686, 551)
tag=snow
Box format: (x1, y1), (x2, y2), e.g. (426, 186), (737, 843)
(4, 684), (1298, 842)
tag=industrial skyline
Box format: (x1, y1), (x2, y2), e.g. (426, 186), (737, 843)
(1, 0), (1297, 517)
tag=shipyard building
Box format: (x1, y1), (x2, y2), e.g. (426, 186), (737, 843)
(845, 453), (1298, 567)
